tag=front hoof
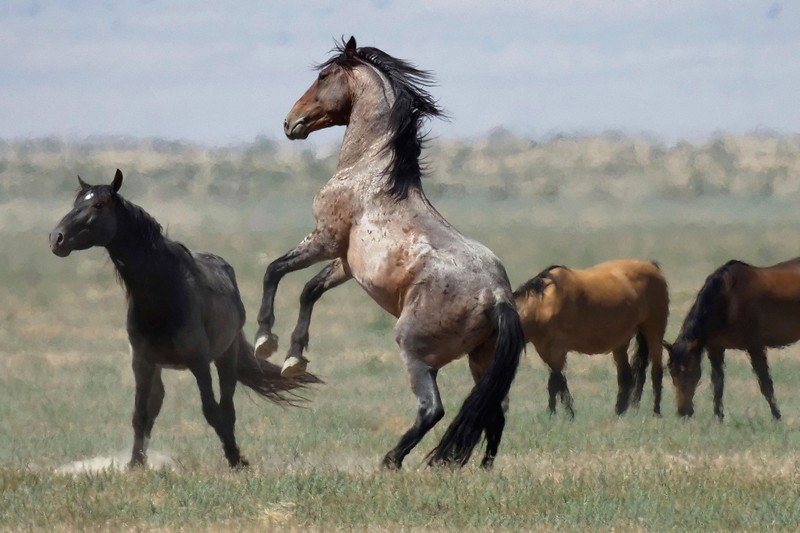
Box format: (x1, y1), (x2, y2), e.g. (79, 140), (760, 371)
(127, 458), (146, 470)
(381, 454), (402, 470)
(254, 333), (279, 359)
(231, 457), (250, 470)
(281, 356), (308, 378)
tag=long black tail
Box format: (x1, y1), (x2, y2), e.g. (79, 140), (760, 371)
(630, 331), (649, 406)
(235, 333), (322, 407)
(426, 301), (524, 467)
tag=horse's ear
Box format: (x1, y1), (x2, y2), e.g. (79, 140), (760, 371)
(77, 175), (89, 192)
(345, 36), (357, 57)
(112, 169), (123, 192)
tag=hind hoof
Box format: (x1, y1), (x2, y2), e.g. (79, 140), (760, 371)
(254, 333), (279, 360)
(281, 356), (308, 378)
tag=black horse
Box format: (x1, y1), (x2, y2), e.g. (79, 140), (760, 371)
(49, 169), (320, 468)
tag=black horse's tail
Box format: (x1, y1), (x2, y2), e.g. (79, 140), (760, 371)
(235, 333), (322, 407)
(426, 300), (524, 467)
(630, 331), (649, 406)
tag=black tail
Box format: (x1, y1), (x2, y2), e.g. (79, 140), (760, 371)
(630, 331), (649, 406)
(236, 334), (322, 407)
(426, 301), (524, 467)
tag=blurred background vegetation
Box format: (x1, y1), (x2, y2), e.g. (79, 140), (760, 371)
(2, 130), (798, 202)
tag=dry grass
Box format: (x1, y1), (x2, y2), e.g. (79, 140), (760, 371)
(4, 171), (800, 529)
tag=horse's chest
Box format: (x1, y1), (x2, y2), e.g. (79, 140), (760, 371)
(348, 226), (424, 316)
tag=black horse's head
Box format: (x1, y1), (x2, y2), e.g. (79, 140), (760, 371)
(664, 338), (703, 417)
(49, 169), (124, 257)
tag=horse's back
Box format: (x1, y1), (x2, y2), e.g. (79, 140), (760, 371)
(724, 259), (800, 347)
(534, 259), (667, 354)
(571, 259), (667, 314)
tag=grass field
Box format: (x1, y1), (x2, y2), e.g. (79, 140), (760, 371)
(3, 191), (800, 530)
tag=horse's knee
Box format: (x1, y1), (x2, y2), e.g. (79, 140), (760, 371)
(423, 404), (445, 427)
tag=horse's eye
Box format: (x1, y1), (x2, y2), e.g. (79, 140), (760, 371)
(93, 202), (104, 209)
(318, 70), (330, 80)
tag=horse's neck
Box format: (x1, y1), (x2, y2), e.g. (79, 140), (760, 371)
(106, 228), (184, 307)
(333, 66), (396, 189)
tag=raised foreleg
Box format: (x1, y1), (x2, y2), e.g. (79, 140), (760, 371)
(282, 258), (352, 377)
(254, 231), (338, 359)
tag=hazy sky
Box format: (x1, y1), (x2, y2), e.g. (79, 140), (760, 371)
(1, 0), (797, 145)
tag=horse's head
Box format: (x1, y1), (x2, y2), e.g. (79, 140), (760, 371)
(284, 36), (358, 140)
(49, 169), (124, 257)
(664, 339), (702, 417)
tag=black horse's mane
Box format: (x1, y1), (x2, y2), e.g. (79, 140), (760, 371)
(115, 195), (165, 250)
(319, 38), (446, 200)
(105, 193), (197, 339)
(513, 265), (568, 298)
(673, 259), (747, 358)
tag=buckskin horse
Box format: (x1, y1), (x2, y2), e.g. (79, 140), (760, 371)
(49, 170), (319, 469)
(253, 37), (524, 468)
(665, 258), (800, 420)
(514, 259), (669, 417)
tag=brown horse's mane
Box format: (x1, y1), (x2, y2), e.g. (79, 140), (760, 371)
(671, 259), (747, 363)
(513, 265), (568, 298)
(317, 38), (446, 200)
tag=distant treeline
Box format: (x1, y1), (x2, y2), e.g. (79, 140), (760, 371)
(1, 130), (799, 201)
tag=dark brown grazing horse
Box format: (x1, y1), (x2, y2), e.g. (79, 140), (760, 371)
(49, 170), (319, 468)
(665, 258), (800, 419)
(253, 37), (524, 469)
(514, 259), (669, 416)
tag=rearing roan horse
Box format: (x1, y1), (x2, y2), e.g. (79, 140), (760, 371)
(254, 37), (524, 468)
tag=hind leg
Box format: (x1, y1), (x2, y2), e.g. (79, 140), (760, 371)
(382, 355), (443, 469)
(190, 362), (244, 468)
(708, 346), (725, 420)
(282, 258), (352, 378)
(613, 345), (634, 415)
(542, 349), (572, 417)
(214, 348), (248, 468)
(467, 340), (509, 468)
(631, 334), (648, 409)
(644, 329), (665, 416)
(747, 347), (781, 420)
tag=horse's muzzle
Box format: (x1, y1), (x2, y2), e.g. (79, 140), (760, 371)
(284, 116), (309, 140)
(49, 231), (70, 257)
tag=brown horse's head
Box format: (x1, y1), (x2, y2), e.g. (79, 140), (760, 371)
(49, 169), (124, 257)
(664, 339), (702, 416)
(283, 37), (358, 140)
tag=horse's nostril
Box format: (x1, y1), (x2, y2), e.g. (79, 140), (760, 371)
(56, 233), (64, 245)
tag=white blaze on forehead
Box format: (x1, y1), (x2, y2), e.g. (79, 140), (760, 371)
(82, 191), (95, 202)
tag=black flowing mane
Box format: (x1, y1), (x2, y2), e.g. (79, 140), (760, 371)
(107, 193), (194, 339)
(514, 265), (567, 298)
(674, 259), (746, 352)
(319, 39), (446, 200)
